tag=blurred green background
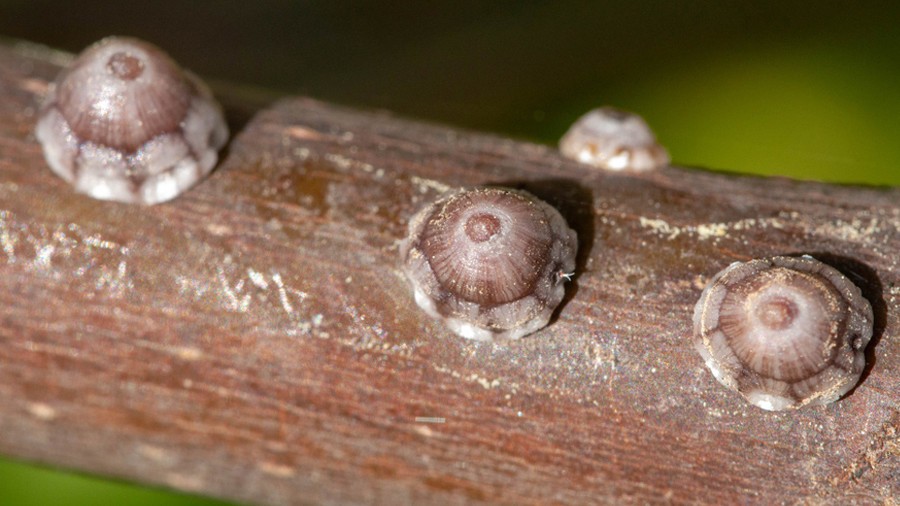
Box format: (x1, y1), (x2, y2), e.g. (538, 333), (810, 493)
(0, 1), (899, 504)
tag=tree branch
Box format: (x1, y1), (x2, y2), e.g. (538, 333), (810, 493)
(0, 40), (897, 505)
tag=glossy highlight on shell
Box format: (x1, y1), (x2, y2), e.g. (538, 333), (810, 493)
(400, 187), (578, 341)
(559, 107), (669, 171)
(692, 256), (873, 411)
(35, 36), (229, 205)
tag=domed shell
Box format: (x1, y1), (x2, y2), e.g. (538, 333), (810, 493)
(35, 36), (229, 205)
(693, 256), (873, 411)
(400, 187), (578, 341)
(559, 107), (669, 171)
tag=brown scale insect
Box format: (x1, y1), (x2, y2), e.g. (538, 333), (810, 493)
(35, 36), (228, 205)
(693, 255), (873, 411)
(559, 106), (669, 172)
(400, 187), (577, 341)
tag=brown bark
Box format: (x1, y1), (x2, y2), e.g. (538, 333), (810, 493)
(1, 40), (898, 505)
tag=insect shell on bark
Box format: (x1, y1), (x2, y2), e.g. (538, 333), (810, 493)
(400, 187), (578, 341)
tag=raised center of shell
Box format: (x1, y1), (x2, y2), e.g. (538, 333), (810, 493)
(464, 213), (501, 242)
(106, 52), (144, 80)
(419, 189), (555, 306)
(754, 295), (797, 330)
(727, 269), (840, 381)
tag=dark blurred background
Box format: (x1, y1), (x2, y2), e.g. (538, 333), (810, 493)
(1, 1), (899, 504)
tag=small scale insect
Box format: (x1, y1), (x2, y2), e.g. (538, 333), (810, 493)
(35, 36), (229, 205)
(693, 256), (873, 411)
(559, 107), (669, 172)
(400, 187), (578, 341)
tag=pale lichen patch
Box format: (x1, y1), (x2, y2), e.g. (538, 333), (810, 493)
(0, 212), (133, 296)
(324, 153), (377, 175)
(409, 176), (451, 195)
(204, 223), (233, 236)
(175, 346), (204, 361)
(26, 402), (57, 421)
(638, 217), (681, 240)
(164, 472), (205, 492)
(285, 125), (325, 141)
(258, 461), (296, 478)
(432, 365), (504, 391)
(810, 216), (883, 243)
(638, 215), (789, 241)
(136, 444), (175, 465)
